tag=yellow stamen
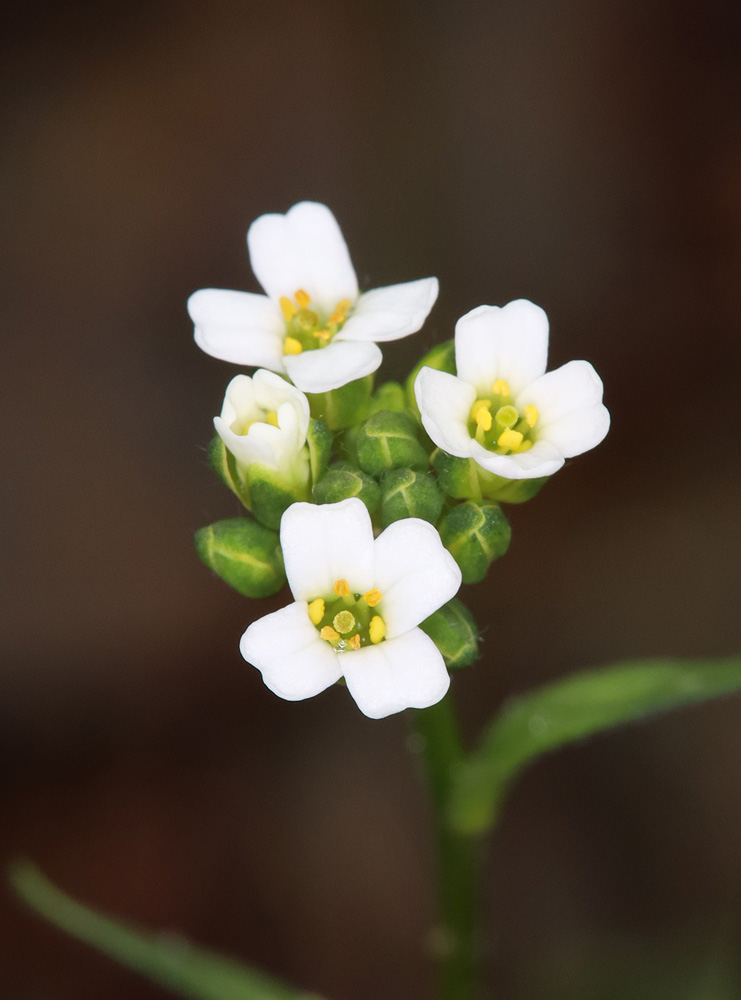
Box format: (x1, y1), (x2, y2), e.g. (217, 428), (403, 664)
(369, 615), (386, 644)
(333, 578), (350, 597)
(349, 634), (361, 650)
(514, 439), (533, 453)
(294, 288), (311, 309)
(313, 329), (332, 342)
(308, 598), (325, 625)
(363, 588), (383, 607)
(320, 625), (340, 642)
(475, 407), (492, 432)
(497, 428), (523, 451)
(492, 379), (511, 396)
(265, 410), (279, 427)
(328, 298), (352, 324)
(280, 296), (297, 321)
(283, 336), (303, 355)
(523, 405), (539, 428)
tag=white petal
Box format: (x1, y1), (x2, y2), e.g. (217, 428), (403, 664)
(517, 360), (610, 457)
(454, 300), (549, 397)
(220, 373), (260, 428)
(240, 602), (342, 701)
(247, 202), (358, 313)
(252, 369), (310, 444)
(280, 498), (375, 601)
(414, 367), (476, 458)
(284, 339), (382, 394)
(469, 437), (565, 479)
(342, 629), (450, 719)
(373, 519), (461, 638)
(337, 278), (439, 343)
(189, 289), (286, 371)
(215, 416), (281, 470)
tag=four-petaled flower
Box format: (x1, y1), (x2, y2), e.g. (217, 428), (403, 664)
(188, 201), (439, 394)
(214, 369), (310, 488)
(240, 498), (462, 719)
(415, 300), (610, 480)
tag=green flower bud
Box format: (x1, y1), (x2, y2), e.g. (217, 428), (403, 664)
(432, 450), (483, 500)
(313, 464), (381, 515)
(355, 410), (429, 477)
(245, 464), (307, 530)
(208, 435), (242, 498)
(405, 339), (456, 415)
(438, 500), (511, 584)
(306, 417), (333, 487)
(307, 375), (373, 430)
(369, 381), (406, 414)
(420, 598), (480, 669)
(380, 468), (443, 528)
(194, 518), (285, 598)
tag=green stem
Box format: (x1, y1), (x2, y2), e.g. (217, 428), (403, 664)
(414, 697), (483, 1000)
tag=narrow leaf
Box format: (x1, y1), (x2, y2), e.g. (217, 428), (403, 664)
(449, 657), (741, 835)
(10, 862), (322, 1000)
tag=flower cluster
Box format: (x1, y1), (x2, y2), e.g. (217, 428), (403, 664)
(192, 202), (610, 718)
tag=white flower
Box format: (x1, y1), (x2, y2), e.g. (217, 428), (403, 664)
(414, 300), (610, 480)
(240, 498), (462, 719)
(214, 369), (310, 483)
(188, 201), (439, 395)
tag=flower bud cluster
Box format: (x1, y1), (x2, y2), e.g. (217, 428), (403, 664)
(191, 202), (609, 717)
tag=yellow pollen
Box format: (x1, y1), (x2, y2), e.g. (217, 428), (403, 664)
(320, 625), (340, 642)
(308, 598), (325, 625)
(369, 615), (386, 644)
(333, 578), (350, 597)
(492, 379), (511, 396)
(475, 407), (492, 432)
(523, 405), (539, 428)
(363, 588), (383, 607)
(515, 439), (533, 453)
(333, 610), (356, 634)
(283, 336), (303, 355)
(498, 428), (523, 451)
(313, 329), (332, 341)
(328, 298), (352, 324)
(294, 288), (311, 309)
(349, 634), (361, 650)
(265, 410), (279, 427)
(279, 296), (297, 321)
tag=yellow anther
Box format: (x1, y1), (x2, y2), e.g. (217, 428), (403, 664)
(497, 428), (523, 451)
(294, 288), (311, 309)
(333, 610), (356, 634)
(369, 615), (386, 645)
(363, 588), (383, 608)
(492, 379), (511, 396)
(308, 598), (325, 625)
(349, 634), (361, 650)
(328, 298), (352, 324)
(280, 296), (297, 321)
(333, 578), (350, 597)
(265, 410), (279, 427)
(523, 405), (539, 428)
(514, 439), (533, 453)
(475, 407), (492, 432)
(283, 336), (303, 355)
(313, 329), (332, 342)
(320, 625), (340, 642)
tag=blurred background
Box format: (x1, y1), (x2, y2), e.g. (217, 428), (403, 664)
(2, 0), (741, 997)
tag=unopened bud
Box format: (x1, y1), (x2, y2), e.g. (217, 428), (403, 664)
(380, 468), (443, 527)
(313, 464), (381, 515)
(370, 381), (406, 414)
(420, 598), (479, 669)
(356, 410), (429, 477)
(194, 518), (285, 598)
(438, 500), (511, 584)
(405, 340), (456, 415)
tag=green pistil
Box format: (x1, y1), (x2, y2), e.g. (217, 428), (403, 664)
(468, 395), (536, 455)
(314, 592), (378, 651)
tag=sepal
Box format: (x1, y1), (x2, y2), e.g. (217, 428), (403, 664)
(432, 449), (483, 500)
(194, 517), (286, 597)
(405, 339), (455, 415)
(478, 472), (549, 504)
(438, 500), (511, 584)
(306, 417), (332, 487)
(419, 598), (480, 669)
(307, 374), (373, 430)
(207, 435), (242, 498)
(355, 410), (429, 477)
(313, 463), (381, 515)
(379, 468), (443, 528)
(369, 381), (406, 414)
(246, 462), (310, 530)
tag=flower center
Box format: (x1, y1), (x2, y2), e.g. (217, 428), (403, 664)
(307, 579), (386, 652)
(280, 289), (353, 356)
(235, 410), (278, 435)
(467, 380), (539, 455)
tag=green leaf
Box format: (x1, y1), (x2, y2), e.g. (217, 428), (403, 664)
(9, 862), (322, 1000)
(449, 657), (741, 835)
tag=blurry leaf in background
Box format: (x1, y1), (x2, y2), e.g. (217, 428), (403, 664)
(10, 862), (323, 1000)
(450, 658), (741, 834)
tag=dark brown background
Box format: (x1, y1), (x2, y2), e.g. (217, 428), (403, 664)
(2, 1), (741, 997)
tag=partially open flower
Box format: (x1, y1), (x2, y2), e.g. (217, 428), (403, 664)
(189, 201), (439, 394)
(415, 300), (610, 480)
(240, 498), (462, 719)
(214, 369), (310, 484)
